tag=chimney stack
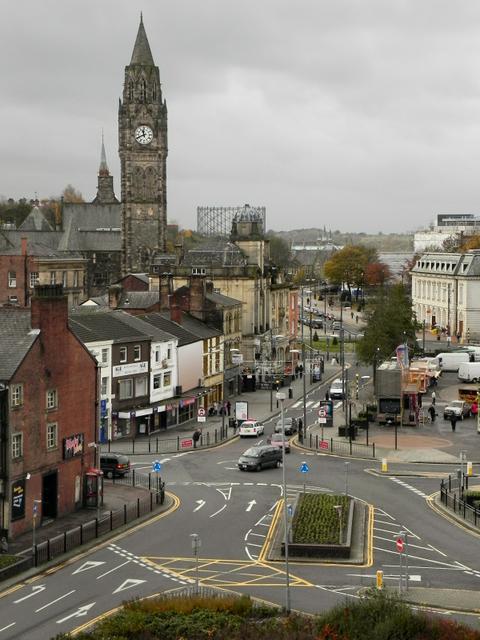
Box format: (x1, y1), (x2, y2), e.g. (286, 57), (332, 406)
(21, 237), (28, 256)
(108, 285), (123, 310)
(31, 285), (68, 331)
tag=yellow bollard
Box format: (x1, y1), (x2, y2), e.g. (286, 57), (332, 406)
(467, 461), (473, 476)
(381, 458), (388, 473)
(376, 570), (384, 590)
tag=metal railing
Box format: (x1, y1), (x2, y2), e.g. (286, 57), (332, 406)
(32, 473), (164, 568)
(307, 433), (376, 458)
(101, 426), (230, 455)
(440, 475), (480, 528)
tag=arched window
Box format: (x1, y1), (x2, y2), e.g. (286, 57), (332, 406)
(152, 82), (157, 101)
(128, 82), (134, 100)
(145, 166), (156, 200)
(140, 79), (147, 102)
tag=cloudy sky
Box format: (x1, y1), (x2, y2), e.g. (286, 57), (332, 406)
(2, 1), (480, 233)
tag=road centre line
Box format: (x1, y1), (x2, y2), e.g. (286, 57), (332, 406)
(209, 504), (227, 518)
(96, 560), (131, 579)
(0, 623), (15, 633)
(35, 590), (76, 613)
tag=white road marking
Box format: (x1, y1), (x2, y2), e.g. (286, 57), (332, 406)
(209, 504), (227, 518)
(244, 528), (252, 541)
(245, 546), (256, 561)
(56, 603), (95, 625)
(216, 487), (232, 500)
(13, 584), (46, 603)
(72, 560), (106, 574)
(113, 578), (146, 594)
(249, 532), (266, 538)
(96, 560), (131, 579)
(0, 623), (16, 633)
(427, 544), (447, 557)
(35, 590), (76, 613)
(246, 500), (257, 512)
(193, 500), (206, 512)
(246, 542), (263, 548)
(390, 477), (427, 498)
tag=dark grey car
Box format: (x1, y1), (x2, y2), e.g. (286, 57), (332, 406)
(100, 453), (131, 478)
(274, 417), (297, 435)
(238, 446), (282, 471)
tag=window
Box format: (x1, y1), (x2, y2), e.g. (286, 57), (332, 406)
(62, 271), (68, 287)
(155, 348), (160, 363)
(135, 376), (148, 397)
(167, 345), (172, 360)
(8, 296), (18, 304)
(29, 272), (39, 288)
(118, 378), (133, 399)
(163, 371), (171, 387)
(12, 433), (23, 459)
(119, 346), (127, 363)
(46, 389), (58, 410)
(153, 374), (162, 390)
(46, 423), (58, 450)
(191, 267), (206, 275)
(10, 384), (23, 408)
(73, 271), (79, 287)
(8, 271), (16, 288)
(133, 345), (141, 361)
(101, 348), (108, 364)
(101, 377), (108, 395)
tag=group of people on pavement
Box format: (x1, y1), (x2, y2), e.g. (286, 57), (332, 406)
(208, 401), (232, 417)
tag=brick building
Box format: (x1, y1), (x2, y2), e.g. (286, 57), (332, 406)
(0, 285), (98, 540)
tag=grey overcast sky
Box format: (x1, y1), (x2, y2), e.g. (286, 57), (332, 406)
(2, 1), (480, 233)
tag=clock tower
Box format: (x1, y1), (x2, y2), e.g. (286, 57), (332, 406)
(119, 15), (168, 274)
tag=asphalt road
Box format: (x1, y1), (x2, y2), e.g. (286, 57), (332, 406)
(2, 374), (480, 637)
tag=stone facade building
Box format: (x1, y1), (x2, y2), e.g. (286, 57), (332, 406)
(119, 16), (168, 274)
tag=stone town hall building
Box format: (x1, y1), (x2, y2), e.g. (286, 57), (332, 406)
(0, 17), (167, 300)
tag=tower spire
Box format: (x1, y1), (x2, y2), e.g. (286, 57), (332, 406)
(130, 14), (155, 66)
(98, 130), (109, 177)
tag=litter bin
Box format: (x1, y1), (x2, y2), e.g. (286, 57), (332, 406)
(288, 388), (293, 399)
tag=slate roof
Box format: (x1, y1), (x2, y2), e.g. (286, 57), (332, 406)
(70, 309), (148, 343)
(182, 240), (246, 267)
(164, 312), (222, 339)
(59, 203), (121, 252)
(18, 206), (53, 232)
(0, 309), (39, 381)
(112, 311), (177, 343)
(206, 291), (242, 308)
(139, 313), (201, 347)
(0, 231), (61, 252)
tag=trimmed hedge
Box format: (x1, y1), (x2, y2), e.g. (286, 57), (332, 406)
(292, 493), (349, 544)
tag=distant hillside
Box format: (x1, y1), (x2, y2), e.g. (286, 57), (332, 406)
(272, 229), (413, 252)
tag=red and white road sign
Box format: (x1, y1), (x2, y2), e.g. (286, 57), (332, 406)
(198, 407), (206, 417)
(318, 408), (327, 418)
(181, 438), (193, 448)
(396, 537), (404, 552)
(319, 440), (329, 450)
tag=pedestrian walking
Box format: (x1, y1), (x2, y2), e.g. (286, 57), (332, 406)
(355, 314), (359, 324)
(295, 365), (299, 379)
(450, 416), (458, 432)
(227, 400), (231, 416)
(298, 417), (303, 435)
(456, 331), (461, 343)
(299, 364), (304, 379)
(325, 390), (330, 401)
(428, 404), (436, 422)
(431, 390), (436, 405)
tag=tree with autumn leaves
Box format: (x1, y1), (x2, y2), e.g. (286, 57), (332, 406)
(323, 245), (391, 297)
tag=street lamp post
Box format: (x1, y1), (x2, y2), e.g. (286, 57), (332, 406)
(32, 499), (42, 559)
(334, 505), (343, 544)
(344, 462), (350, 496)
(190, 533), (201, 595)
(276, 391), (291, 613)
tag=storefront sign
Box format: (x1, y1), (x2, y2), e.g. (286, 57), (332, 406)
(11, 479), (26, 521)
(180, 397), (195, 408)
(63, 433), (85, 459)
(112, 361), (148, 377)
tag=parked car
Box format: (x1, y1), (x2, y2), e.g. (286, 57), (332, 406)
(443, 400), (471, 420)
(239, 420), (265, 437)
(100, 453), (131, 478)
(274, 417), (298, 435)
(332, 321), (342, 331)
(267, 433), (291, 453)
(329, 378), (345, 399)
(238, 446), (282, 471)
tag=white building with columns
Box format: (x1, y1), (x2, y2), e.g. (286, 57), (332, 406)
(411, 250), (480, 341)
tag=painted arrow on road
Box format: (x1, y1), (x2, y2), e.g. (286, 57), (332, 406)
(113, 578), (146, 594)
(13, 584), (46, 603)
(246, 500), (257, 512)
(56, 603), (95, 624)
(193, 500), (206, 512)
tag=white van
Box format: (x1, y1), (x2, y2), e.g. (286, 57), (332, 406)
(458, 362), (480, 382)
(455, 347), (480, 362)
(435, 352), (470, 372)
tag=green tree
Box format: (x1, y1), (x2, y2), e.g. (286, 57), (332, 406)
(356, 284), (417, 364)
(266, 232), (291, 269)
(324, 245), (377, 297)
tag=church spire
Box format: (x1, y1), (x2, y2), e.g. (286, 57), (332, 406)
(130, 14), (155, 66)
(98, 131), (109, 177)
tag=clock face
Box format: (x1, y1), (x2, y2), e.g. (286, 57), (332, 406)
(134, 125), (153, 145)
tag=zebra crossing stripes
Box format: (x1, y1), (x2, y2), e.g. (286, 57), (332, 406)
(291, 400), (320, 409)
(389, 476), (427, 498)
